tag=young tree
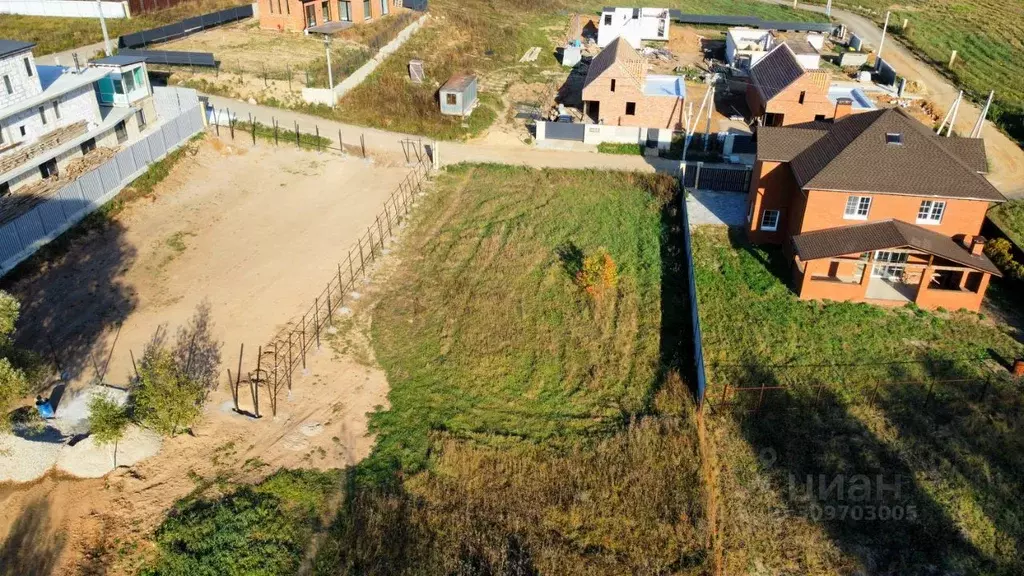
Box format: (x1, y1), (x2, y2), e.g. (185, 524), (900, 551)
(133, 346), (204, 437)
(132, 303), (222, 437)
(88, 394), (130, 468)
(0, 291), (28, 433)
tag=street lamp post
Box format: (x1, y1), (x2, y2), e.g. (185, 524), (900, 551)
(97, 0), (112, 56)
(322, 34), (335, 107)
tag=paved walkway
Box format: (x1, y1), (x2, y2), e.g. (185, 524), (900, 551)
(686, 190), (748, 226)
(763, 0), (1024, 197)
(205, 95), (685, 173)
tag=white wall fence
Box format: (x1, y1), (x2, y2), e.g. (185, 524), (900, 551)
(0, 97), (205, 276)
(0, 0), (130, 18)
(303, 13), (429, 106)
(536, 121), (674, 149)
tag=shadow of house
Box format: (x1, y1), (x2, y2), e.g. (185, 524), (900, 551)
(0, 195), (138, 391)
(728, 355), (1006, 574)
(0, 497), (67, 576)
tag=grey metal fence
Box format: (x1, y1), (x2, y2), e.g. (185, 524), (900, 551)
(681, 189), (707, 407)
(0, 101), (206, 276)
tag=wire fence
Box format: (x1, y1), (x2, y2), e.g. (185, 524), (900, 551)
(223, 147), (433, 418)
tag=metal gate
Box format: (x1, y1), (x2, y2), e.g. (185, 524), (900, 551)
(683, 162), (751, 193)
(545, 122), (586, 141)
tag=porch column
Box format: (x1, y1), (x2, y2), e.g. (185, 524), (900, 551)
(915, 263), (935, 303)
(857, 252), (874, 299)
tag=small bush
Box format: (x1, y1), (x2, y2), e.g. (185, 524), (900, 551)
(575, 247), (618, 299)
(984, 238), (1024, 280)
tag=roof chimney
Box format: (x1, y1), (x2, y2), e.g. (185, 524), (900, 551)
(834, 97), (853, 120)
(970, 235), (987, 256)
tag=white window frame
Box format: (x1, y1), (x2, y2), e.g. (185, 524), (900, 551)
(843, 195), (871, 220)
(916, 200), (945, 225)
(760, 209), (780, 232)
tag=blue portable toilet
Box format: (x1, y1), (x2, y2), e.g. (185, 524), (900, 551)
(439, 73), (479, 117)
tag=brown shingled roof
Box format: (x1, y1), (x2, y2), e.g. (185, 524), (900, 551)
(941, 137), (988, 173)
(749, 43), (805, 103)
(583, 37), (646, 92)
(792, 219), (1001, 275)
(756, 125), (828, 161)
(779, 108), (1004, 202)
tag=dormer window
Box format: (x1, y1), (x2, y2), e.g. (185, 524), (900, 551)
(886, 132), (903, 145)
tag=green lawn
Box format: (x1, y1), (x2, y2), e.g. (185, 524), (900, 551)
(0, 0), (246, 56)
(692, 226), (1024, 575)
(309, 164), (708, 575)
(988, 200), (1024, 249)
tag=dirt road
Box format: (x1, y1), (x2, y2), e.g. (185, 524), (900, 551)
(762, 0), (1024, 197)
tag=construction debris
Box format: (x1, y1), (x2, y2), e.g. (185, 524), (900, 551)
(519, 47), (541, 63)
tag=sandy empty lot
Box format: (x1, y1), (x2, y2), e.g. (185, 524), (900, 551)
(0, 134), (422, 573)
(7, 135), (410, 394)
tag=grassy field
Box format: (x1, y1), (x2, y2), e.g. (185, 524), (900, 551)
(692, 226), (1024, 574)
(819, 0), (1024, 143)
(0, 0), (246, 56)
(988, 200), (1024, 248)
(304, 164), (709, 574)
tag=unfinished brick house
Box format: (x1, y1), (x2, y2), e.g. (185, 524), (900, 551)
(745, 107), (1006, 312)
(581, 37), (685, 131)
(747, 43), (845, 126)
(260, 0), (394, 32)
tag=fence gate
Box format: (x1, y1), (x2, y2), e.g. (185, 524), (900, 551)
(683, 162), (751, 193)
(545, 122), (586, 142)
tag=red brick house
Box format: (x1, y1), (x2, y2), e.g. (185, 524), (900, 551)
(745, 108), (1006, 311)
(746, 43), (838, 127)
(260, 0), (394, 32)
(581, 37), (685, 130)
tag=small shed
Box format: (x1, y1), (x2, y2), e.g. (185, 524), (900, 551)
(439, 73), (478, 117)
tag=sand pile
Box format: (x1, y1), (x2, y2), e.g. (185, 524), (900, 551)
(0, 385), (163, 483)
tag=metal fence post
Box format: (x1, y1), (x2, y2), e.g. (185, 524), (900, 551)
(360, 134), (366, 158)
(249, 113), (256, 145)
(316, 125), (321, 153)
(314, 297), (321, 349)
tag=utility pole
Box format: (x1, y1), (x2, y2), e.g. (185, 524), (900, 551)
(971, 90), (994, 138)
(322, 34), (335, 107)
(97, 0), (112, 56)
(825, 0), (832, 19)
(876, 11), (891, 68)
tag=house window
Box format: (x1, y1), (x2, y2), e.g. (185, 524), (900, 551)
(52, 100), (60, 119)
(24, 57), (32, 77)
(338, 0), (351, 20)
(814, 114), (826, 122)
(380, 0), (387, 14)
(3, 75), (11, 94)
(136, 108), (147, 129)
(322, 0), (331, 21)
(38, 106), (46, 125)
(610, 79), (616, 92)
(285, 0), (289, 15)
(625, 102), (636, 115)
(760, 209), (780, 231)
(917, 200), (945, 224)
(445, 93), (457, 106)
(798, 91), (806, 104)
(363, 0), (371, 19)
(0, 182), (9, 197)
(19, 126), (26, 137)
(80, 138), (96, 155)
(604, 14), (612, 25)
(39, 158), (58, 179)
(886, 132), (903, 145)
(843, 195), (871, 220)
(115, 120), (128, 143)
(268, 0), (273, 13)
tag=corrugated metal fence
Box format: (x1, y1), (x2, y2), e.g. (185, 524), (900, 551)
(0, 98), (205, 276)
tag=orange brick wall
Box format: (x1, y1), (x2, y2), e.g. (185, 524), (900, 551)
(797, 258), (870, 302)
(745, 159), (802, 244)
(798, 190), (992, 237)
(748, 70), (838, 126)
(583, 73), (684, 130)
(260, 0), (388, 32)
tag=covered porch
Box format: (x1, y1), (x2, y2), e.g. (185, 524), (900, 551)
(790, 220), (1001, 312)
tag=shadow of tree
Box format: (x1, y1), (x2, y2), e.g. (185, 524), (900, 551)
(0, 208), (137, 392)
(727, 355), (1001, 574)
(0, 496), (66, 576)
